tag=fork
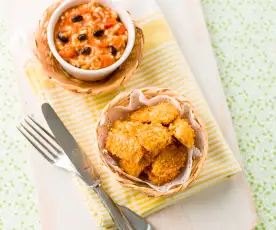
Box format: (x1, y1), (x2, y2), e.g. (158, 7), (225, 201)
(18, 116), (151, 230)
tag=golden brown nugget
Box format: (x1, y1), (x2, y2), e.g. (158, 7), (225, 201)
(136, 123), (173, 155)
(130, 102), (179, 125)
(169, 118), (195, 148)
(119, 157), (151, 177)
(151, 145), (187, 178)
(146, 169), (180, 186)
(105, 130), (144, 163)
(113, 120), (140, 135)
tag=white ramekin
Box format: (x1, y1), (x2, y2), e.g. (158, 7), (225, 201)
(47, 0), (135, 81)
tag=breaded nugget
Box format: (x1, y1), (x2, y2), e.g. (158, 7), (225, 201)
(105, 130), (144, 163)
(151, 145), (187, 177)
(119, 156), (151, 177)
(113, 120), (140, 135)
(146, 169), (180, 186)
(142, 151), (157, 164)
(136, 123), (173, 155)
(130, 102), (179, 125)
(169, 118), (195, 148)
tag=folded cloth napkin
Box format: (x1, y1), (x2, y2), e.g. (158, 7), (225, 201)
(25, 0), (241, 228)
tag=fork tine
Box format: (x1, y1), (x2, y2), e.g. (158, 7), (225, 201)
(25, 118), (60, 153)
(20, 123), (58, 159)
(17, 126), (54, 163)
(28, 115), (56, 141)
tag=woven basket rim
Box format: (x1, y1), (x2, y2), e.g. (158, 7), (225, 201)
(34, 0), (144, 95)
(94, 87), (208, 197)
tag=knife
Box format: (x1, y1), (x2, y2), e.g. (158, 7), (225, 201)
(41, 103), (151, 230)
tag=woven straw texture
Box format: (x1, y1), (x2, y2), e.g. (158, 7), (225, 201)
(95, 87), (208, 197)
(34, 1), (144, 95)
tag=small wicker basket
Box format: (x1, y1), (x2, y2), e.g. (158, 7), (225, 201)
(95, 88), (208, 197)
(34, 1), (144, 95)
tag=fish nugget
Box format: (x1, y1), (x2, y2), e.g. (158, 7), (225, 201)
(169, 118), (195, 148)
(146, 169), (180, 186)
(105, 130), (144, 163)
(136, 123), (173, 155)
(151, 145), (187, 177)
(130, 102), (179, 125)
(120, 156), (151, 177)
(113, 120), (140, 135)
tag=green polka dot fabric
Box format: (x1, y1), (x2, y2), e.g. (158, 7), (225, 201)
(0, 19), (40, 229)
(201, 0), (276, 229)
(0, 1), (275, 229)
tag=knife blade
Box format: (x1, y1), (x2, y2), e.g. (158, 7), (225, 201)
(41, 103), (98, 186)
(41, 103), (151, 230)
(41, 104), (84, 170)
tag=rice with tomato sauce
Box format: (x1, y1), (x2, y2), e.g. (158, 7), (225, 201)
(54, 1), (128, 70)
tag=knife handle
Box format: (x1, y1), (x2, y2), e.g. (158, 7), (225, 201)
(93, 184), (134, 230)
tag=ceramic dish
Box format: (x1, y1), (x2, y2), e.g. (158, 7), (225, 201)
(34, 0), (144, 94)
(47, 0), (135, 81)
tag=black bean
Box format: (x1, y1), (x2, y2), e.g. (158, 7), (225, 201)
(78, 34), (87, 41)
(116, 16), (121, 22)
(71, 15), (83, 22)
(57, 32), (69, 43)
(81, 46), (91, 55)
(93, 30), (104, 37)
(110, 46), (117, 56)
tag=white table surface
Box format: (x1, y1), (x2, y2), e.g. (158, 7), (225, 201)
(8, 0), (257, 229)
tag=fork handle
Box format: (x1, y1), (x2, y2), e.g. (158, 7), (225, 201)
(93, 184), (134, 230)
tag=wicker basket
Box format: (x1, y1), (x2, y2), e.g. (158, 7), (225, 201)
(95, 88), (208, 197)
(34, 1), (144, 95)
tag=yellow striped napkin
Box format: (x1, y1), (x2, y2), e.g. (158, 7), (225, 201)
(25, 10), (241, 229)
